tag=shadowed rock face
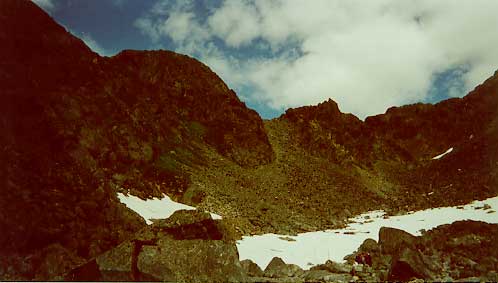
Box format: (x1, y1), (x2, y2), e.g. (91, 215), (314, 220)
(0, 0), (273, 266)
(68, 210), (246, 283)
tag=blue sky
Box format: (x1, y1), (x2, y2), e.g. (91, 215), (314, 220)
(33, 0), (498, 119)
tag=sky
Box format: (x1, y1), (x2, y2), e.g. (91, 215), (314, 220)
(32, 0), (498, 119)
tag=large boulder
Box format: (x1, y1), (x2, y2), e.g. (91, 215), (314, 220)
(302, 269), (352, 282)
(94, 241), (134, 281)
(359, 238), (380, 254)
(379, 227), (418, 254)
(311, 260), (351, 274)
(388, 246), (440, 281)
(146, 210), (229, 240)
(67, 210), (245, 282)
(263, 257), (304, 278)
(137, 238), (244, 282)
(240, 259), (264, 277)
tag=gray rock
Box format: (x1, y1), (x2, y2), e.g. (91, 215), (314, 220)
(241, 259), (264, 277)
(302, 269), (331, 281)
(69, 210), (245, 282)
(311, 260), (351, 274)
(302, 270), (352, 282)
(359, 238), (380, 253)
(148, 210), (228, 240)
(264, 257), (304, 278)
(137, 238), (245, 282)
(379, 227), (418, 254)
(94, 241), (134, 281)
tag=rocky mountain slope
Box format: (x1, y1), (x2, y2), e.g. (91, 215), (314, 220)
(1, 0), (497, 280)
(1, 0), (272, 266)
(188, 73), (498, 235)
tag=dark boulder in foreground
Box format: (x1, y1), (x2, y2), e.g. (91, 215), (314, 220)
(67, 210), (245, 282)
(388, 245), (440, 281)
(137, 239), (243, 282)
(378, 226), (418, 254)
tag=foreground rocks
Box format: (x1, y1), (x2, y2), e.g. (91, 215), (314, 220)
(239, 220), (498, 283)
(66, 210), (245, 282)
(4, 208), (497, 282)
(264, 257), (304, 278)
(343, 220), (498, 282)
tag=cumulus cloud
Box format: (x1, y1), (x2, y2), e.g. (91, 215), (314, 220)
(31, 0), (56, 13)
(135, 0), (498, 119)
(208, 1), (261, 48)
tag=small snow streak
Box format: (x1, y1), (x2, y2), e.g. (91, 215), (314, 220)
(432, 147), (453, 160)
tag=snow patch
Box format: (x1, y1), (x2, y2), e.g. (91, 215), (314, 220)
(117, 193), (221, 224)
(432, 147), (453, 160)
(236, 196), (498, 269)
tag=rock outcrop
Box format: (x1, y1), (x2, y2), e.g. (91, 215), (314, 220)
(67, 210), (245, 282)
(263, 257), (304, 278)
(240, 259), (264, 277)
(378, 227), (418, 254)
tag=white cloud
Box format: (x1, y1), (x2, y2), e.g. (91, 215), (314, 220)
(31, 0), (55, 13)
(208, 1), (261, 48)
(160, 12), (209, 44)
(135, 0), (498, 119)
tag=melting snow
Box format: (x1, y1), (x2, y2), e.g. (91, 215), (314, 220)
(117, 191), (497, 269)
(432, 147), (453, 160)
(236, 196), (498, 269)
(117, 193), (221, 224)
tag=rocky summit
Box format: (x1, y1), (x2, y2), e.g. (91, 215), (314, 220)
(1, 0), (498, 281)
